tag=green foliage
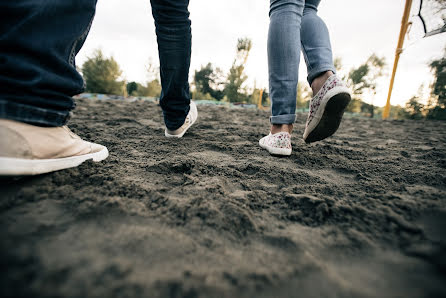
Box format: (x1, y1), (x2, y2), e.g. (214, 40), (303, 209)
(124, 58), (162, 98)
(348, 54), (386, 97)
(260, 89), (270, 106)
(82, 49), (124, 95)
(191, 91), (213, 100)
(426, 106), (446, 120)
(126, 82), (138, 95)
(225, 65), (248, 102)
(374, 105), (406, 119)
(424, 47), (446, 120)
(360, 101), (375, 118)
(193, 63), (224, 100)
(403, 96), (425, 119)
(224, 38), (253, 102)
(132, 80), (161, 97)
(429, 48), (446, 107)
(346, 54), (386, 114)
(297, 82), (311, 109)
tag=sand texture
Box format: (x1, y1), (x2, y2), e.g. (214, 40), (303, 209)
(1, 99), (446, 297)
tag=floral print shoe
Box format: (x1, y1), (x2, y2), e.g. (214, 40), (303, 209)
(303, 75), (351, 143)
(259, 132), (292, 156)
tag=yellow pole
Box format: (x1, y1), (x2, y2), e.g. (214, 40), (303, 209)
(383, 0), (413, 119)
(123, 79), (128, 98)
(258, 89), (264, 109)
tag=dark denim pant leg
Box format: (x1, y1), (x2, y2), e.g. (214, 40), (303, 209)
(150, 0), (191, 131)
(0, 0), (97, 126)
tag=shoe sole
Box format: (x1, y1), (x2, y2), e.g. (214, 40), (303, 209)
(304, 92), (351, 144)
(259, 141), (292, 156)
(0, 146), (109, 176)
(164, 117), (196, 138)
(165, 102), (198, 138)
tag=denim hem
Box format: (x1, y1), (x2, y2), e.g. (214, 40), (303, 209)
(307, 65), (336, 85)
(270, 114), (296, 124)
(165, 116), (187, 131)
(163, 104), (190, 131)
(0, 100), (70, 127)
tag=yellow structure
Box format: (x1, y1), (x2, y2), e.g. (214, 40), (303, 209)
(123, 79), (128, 98)
(258, 89), (264, 110)
(383, 0), (413, 119)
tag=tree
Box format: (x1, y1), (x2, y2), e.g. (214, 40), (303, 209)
(346, 54), (386, 114)
(297, 82), (311, 109)
(126, 58), (162, 98)
(224, 38), (252, 102)
(193, 63), (225, 100)
(360, 101), (375, 117)
(403, 96), (425, 119)
(132, 80), (161, 97)
(426, 47), (446, 120)
(82, 49), (124, 95)
(127, 81), (138, 96)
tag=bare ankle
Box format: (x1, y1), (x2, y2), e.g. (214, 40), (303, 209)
(311, 71), (334, 95)
(271, 124), (293, 134)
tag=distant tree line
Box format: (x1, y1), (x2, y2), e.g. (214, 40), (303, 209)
(385, 48), (445, 121)
(80, 43), (446, 121)
(327, 48), (445, 121)
(81, 50), (161, 98)
(191, 37), (269, 106)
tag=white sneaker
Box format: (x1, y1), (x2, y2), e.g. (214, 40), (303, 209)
(259, 132), (292, 156)
(303, 75), (351, 143)
(0, 119), (108, 176)
(165, 101), (198, 138)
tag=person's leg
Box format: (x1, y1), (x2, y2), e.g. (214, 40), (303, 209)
(150, 0), (193, 132)
(0, 0), (108, 176)
(259, 0), (304, 156)
(268, 0), (305, 132)
(0, 0), (97, 127)
(301, 0), (351, 143)
(301, 0), (336, 90)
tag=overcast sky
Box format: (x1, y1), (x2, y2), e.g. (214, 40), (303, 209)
(77, 0), (445, 107)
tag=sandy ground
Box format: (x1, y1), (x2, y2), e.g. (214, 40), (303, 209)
(1, 98), (446, 298)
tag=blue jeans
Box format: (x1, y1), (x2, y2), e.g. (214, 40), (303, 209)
(268, 0), (336, 124)
(0, 0), (191, 130)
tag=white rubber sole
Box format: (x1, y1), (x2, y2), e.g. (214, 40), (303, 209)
(259, 140), (292, 156)
(0, 146), (109, 176)
(165, 102), (198, 138)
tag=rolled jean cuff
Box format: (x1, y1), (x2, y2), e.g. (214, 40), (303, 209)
(270, 113), (296, 124)
(0, 100), (70, 127)
(307, 65), (337, 85)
